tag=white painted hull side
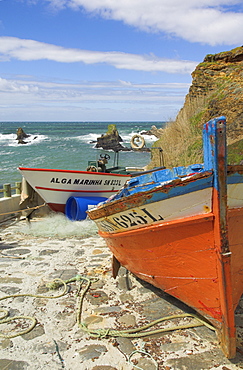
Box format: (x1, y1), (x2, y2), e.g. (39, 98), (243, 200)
(96, 187), (213, 233)
(94, 183), (243, 234)
(18, 167), (130, 213)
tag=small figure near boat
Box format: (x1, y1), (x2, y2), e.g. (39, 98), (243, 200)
(86, 154), (110, 172)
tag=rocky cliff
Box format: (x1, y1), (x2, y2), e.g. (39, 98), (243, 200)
(150, 46), (243, 168)
(180, 46), (243, 140)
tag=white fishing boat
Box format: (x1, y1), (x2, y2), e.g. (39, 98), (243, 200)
(18, 153), (145, 220)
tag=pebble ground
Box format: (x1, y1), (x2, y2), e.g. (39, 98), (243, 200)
(0, 215), (243, 370)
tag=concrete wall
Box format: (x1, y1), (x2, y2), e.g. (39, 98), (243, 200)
(0, 194), (21, 223)
(0, 193), (51, 223)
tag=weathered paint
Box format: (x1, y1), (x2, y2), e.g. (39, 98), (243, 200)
(95, 186), (212, 233)
(87, 117), (243, 359)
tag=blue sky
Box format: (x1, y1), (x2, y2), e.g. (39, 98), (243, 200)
(0, 0), (242, 122)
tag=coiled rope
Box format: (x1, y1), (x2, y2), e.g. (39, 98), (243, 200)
(45, 275), (216, 339)
(0, 278), (68, 338)
(0, 273), (216, 364)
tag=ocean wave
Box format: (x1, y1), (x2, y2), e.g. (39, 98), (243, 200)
(77, 130), (157, 146)
(0, 133), (48, 147)
(76, 133), (100, 143)
(119, 130), (157, 144)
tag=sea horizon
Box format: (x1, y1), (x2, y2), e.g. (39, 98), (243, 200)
(0, 121), (165, 187)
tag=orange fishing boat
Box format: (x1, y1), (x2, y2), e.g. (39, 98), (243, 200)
(88, 117), (243, 358)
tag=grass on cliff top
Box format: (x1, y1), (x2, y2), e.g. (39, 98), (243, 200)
(149, 122), (243, 169)
(228, 139), (243, 164)
(149, 120), (203, 169)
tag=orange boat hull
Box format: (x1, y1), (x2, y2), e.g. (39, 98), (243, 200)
(99, 204), (243, 358)
(88, 117), (243, 358)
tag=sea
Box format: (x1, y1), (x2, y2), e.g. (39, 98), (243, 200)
(0, 121), (165, 187)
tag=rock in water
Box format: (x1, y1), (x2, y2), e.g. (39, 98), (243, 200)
(95, 124), (130, 151)
(16, 127), (30, 144)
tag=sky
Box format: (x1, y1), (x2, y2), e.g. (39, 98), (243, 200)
(0, 0), (242, 122)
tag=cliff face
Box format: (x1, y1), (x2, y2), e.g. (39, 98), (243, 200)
(177, 46), (243, 141)
(150, 46), (243, 169)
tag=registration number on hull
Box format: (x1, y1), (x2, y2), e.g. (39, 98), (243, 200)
(97, 207), (164, 232)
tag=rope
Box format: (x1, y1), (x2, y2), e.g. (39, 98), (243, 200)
(79, 313), (215, 338)
(53, 339), (65, 369)
(0, 203), (46, 217)
(71, 276), (215, 338)
(0, 272), (216, 370)
(0, 278), (68, 338)
(74, 276), (215, 370)
(0, 275), (97, 339)
(128, 348), (159, 370)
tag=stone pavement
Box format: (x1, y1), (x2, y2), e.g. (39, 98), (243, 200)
(0, 214), (243, 370)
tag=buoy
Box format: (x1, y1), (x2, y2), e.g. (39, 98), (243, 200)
(130, 134), (145, 149)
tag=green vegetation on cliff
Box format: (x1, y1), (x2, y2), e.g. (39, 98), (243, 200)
(228, 139), (243, 164)
(149, 46), (243, 169)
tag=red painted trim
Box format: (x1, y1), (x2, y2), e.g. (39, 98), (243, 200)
(18, 167), (130, 178)
(47, 203), (65, 213)
(36, 186), (118, 193)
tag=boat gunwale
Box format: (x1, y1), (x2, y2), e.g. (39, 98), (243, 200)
(98, 212), (215, 238)
(18, 166), (131, 177)
(88, 170), (213, 220)
(227, 165), (243, 175)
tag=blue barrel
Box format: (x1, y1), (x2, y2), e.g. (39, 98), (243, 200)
(65, 196), (107, 221)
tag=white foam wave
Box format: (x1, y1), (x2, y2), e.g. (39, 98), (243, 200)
(76, 133), (99, 143)
(77, 130), (157, 146)
(120, 130), (157, 144)
(0, 133), (48, 147)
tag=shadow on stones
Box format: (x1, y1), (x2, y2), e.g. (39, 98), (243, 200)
(135, 276), (197, 315)
(0, 242), (19, 250)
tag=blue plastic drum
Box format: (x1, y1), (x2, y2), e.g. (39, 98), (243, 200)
(65, 196), (107, 221)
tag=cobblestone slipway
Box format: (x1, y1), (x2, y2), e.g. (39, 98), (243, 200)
(0, 215), (243, 370)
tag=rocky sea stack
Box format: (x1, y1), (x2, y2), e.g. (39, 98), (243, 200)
(95, 124), (130, 151)
(16, 127), (30, 144)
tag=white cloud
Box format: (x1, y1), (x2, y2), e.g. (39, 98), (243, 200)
(0, 37), (197, 73)
(45, 0), (243, 45)
(0, 77), (39, 93)
(0, 75), (189, 120)
(0, 76), (190, 98)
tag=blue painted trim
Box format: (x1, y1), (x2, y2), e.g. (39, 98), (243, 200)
(227, 172), (243, 184)
(110, 117), (231, 204)
(117, 174), (213, 208)
(203, 116), (227, 190)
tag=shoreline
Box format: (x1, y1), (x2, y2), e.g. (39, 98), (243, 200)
(0, 215), (243, 369)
